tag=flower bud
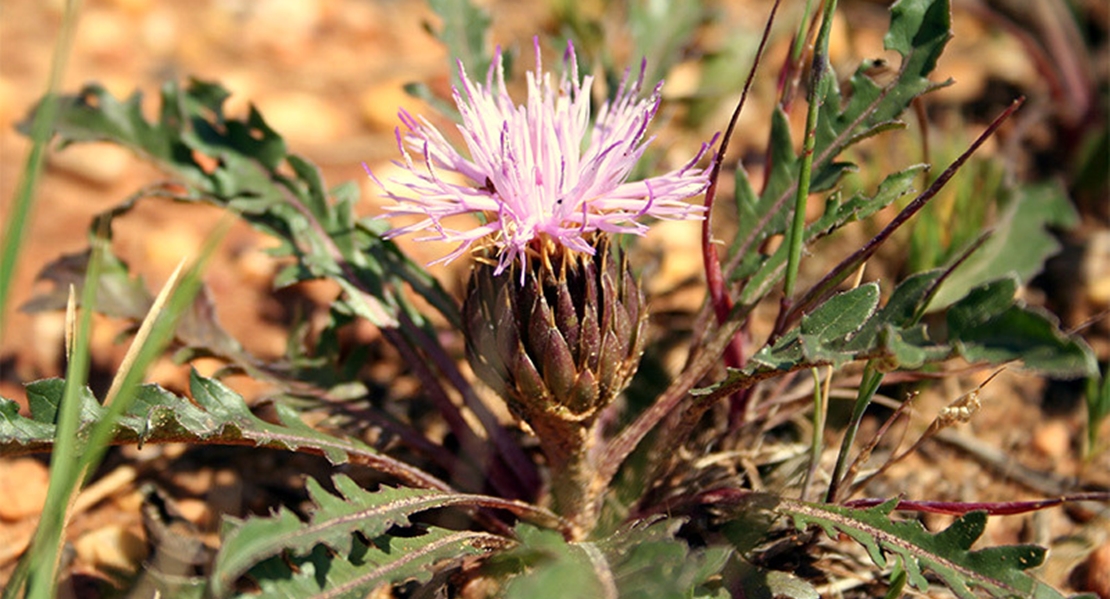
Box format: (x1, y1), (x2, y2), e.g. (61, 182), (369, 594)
(463, 236), (645, 467)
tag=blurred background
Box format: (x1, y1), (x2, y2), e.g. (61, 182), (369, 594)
(1, 0), (1107, 591)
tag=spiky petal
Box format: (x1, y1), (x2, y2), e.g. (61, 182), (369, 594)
(372, 38), (713, 276)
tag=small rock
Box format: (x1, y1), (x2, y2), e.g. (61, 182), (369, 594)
(48, 142), (133, 186)
(142, 225), (202, 280)
(74, 525), (148, 573)
(0, 458), (50, 521)
(140, 9), (179, 57)
(76, 8), (134, 60)
(246, 0), (323, 60)
(30, 311), (66, 375)
(1085, 230), (1110, 306)
(1085, 542), (1110, 598)
(174, 498), (212, 528)
(0, 517), (38, 566)
(255, 91), (343, 145)
(1031, 420), (1072, 459)
(360, 79), (427, 132)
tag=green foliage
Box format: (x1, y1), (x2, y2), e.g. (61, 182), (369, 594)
(494, 518), (730, 599)
(21, 79), (456, 330)
(730, 0), (951, 274)
(706, 272), (1095, 400)
(212, 475), (510, 597)
(0, 372), (447, 490)
(426, 0), (493, 87)
(4, 0), (1097, 596)
(781, 498), (1066, 598)
(238, 528), (500, 599)
(927, 181), (1079, 309)
(1087, 363), (1110, 454)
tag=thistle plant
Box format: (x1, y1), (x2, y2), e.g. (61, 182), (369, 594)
(375, 40), (712, 535)
(2, 0), (1107, 597)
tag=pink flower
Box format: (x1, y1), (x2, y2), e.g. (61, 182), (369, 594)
(370, 38), (714, 276)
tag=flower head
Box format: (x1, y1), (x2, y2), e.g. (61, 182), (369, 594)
(371, 38), (713, 276)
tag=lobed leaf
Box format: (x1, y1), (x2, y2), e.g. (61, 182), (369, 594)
(236, 528), (502, 599)
(0, 372), (449, 491)
(699, 273), (1096, 399)
(496, 518), (731, 599)
(730, 0), (951, 277)
(780, 498), (1065, 599)
(212, 474), (515, 596)
(20, 79), (458, 329)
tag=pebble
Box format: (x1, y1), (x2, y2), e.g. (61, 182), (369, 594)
(47, 142), (133, 187)
(1031, 420), (1072, 460)
(246, 0), (323, 60)
(255, 91), (344, 145)
(142, 225), (202, 282)
(0, 518), (38, 566)
(360, 79), (428, 133)
(30, 311), (66, 375)
(0, 458), (50, 521)
(640, 219), (702, 295)
(1085, 542), (1110, 598)
(76, 8), (134, 60)
(1085, 230), (1110, 306)
(73, 525), (148, 573)
(174, 498), (212, 528)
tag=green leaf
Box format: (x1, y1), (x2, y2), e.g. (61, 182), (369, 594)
(737, 166), (925, 301)
(426, 0), (493, 87)
(700, 270), (1093, 398)
(0, 398), (56, 449)
(780, 498), (1064, 599)
(946, 280), (1097, 378)
(498, 518), (731, 599)
(212, 475), (510, 597)
(800, 283), (880, 343)
(928, 181), (1079, 310)
(237, 528), (500, 599)
(885, 0), (952, 76)
(20, 248), (152, 319)
(730, 0), (951, 277)
(1, 372), (448, 491)
(20, 80), (463, 330)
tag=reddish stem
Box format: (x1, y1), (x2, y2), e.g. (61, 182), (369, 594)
(702, 0), (782, 426)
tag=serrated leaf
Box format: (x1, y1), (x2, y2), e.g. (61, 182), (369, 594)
(212, 475), (514, 596)
(701, 269), (1093, 397)
(885, 0), (952, 76)
(780, 498), (1064, 599)
(499, 518), (731, 599)
(0, 398), (56, 446)
(1, 372), (447, 492)
(237, 528), (499, 599)
(21, 80), (462, 330)
(736, 166), (925, 300)
(730, 0), (950, 274)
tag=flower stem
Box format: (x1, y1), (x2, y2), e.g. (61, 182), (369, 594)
(781, 0), (837, 304)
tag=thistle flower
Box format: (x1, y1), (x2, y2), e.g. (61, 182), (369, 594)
(373, 39), (713, 534)
(372, 38), (713, 275)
